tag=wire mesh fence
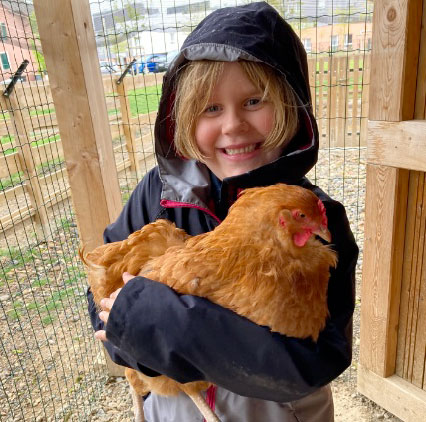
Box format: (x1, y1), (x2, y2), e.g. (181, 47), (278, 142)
(0, 0), (373, 421)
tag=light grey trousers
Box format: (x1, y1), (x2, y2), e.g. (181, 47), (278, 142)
(144, 384), (334, 422)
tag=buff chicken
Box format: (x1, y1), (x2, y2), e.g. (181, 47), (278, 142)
(81, 183), (337, 422)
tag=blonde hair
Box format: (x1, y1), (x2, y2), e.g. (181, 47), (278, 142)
(173, 60), (299, 161)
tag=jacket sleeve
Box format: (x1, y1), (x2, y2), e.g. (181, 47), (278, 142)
(86, 168), (165, 375)
(87, 287), (161, 377)
(104, 199), (358, 402)
(103, 168), (165, 243)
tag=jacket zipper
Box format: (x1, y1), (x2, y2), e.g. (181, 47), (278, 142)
(160, 199), (222, 224)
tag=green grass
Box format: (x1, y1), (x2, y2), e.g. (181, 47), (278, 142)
(31, 278), (49, 288)
(127, 84), (162, 117)
(0, 246), (22, 261)
(7, 301), (23, 320)
(2, 133), (61, 156)
(1, 134), (13, 144)
(1, 133), (61, 155)
(106, 84), (161, 117)
(30, 133), (60, 148)
(122, 191), (131, 203)
(0, 107), (54, 122)
(2, 241), (87, 325)
(8, 286), (83, 325)
(38, 157), (64, 173)
(0, 157), (64, 192)
(0, 246), (41, 273)
(64, 271), (86, 285)
(59, 217), (73, 231)
(30, 107), (55, 117)
(42, 315), (55, 326)
(0, 111), (9, 121)
(108, 108), (119, 116)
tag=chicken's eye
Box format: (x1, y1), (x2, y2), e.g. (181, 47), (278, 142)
(292, 210), (306, 219)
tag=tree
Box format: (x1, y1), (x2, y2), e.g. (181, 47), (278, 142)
(28, 10), (46, 73)
(102, 0), (146, 58)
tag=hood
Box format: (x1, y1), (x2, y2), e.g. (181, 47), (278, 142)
(154, 1), (319, 209)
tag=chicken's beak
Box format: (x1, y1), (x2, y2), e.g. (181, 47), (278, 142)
(314, 225), (332, 243)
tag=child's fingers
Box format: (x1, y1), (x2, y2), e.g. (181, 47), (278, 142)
(99, 310), (109, 324)
(123, 272), (136, 284)
(95, 330), (107, 342)
(100, 297), (114, 311)
(109, 288), (122, 300)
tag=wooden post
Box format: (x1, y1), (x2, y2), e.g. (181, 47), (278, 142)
(34, 0), (124, 376)
(359, 0), (422, 377)
(351, 55), (360, 146)
(0, 93), (50, 238)
(116, 78), (142, 179)
(317, 57), (326, 145)
(337, 56), (347, 146)
(328, 56), (337, 147)
(358, 0), (426, 420)
(359, 54), (370, 145)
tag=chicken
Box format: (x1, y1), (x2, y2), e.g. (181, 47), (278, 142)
(81, 183), (337, 422)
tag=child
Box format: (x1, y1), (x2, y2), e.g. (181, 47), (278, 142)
(88, 2), (358, 421)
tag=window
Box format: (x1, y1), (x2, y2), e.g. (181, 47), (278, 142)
(0, 23), (7, 40)
(330, 35), (339, 52)
(0, 52), (10, 70)
(302, 38), (312, 53)
(367, 38), (372, 50)
(344, 33), (353, 48)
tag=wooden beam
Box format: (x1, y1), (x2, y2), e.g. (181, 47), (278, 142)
(359, 0), (424, 379)
(358, 365), (426, 422)
(415, 0), (426, 119)
(33, 0), (122, 251)
(34, 0), (124, 377)
(395, 172), (426, 385)
(0, 94), (50, 237)
(367, 120), (426, 171)
(116, 78), (142, 179)
(369, 0), (423, 121)
(359, 165), (409, 376)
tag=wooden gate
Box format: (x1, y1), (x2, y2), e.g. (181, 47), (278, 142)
(358, 0), (426, 421)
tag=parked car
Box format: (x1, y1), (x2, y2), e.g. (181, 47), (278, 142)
(133, 51), (179, 74)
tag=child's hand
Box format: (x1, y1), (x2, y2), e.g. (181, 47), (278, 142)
(94, 272), (135, 342)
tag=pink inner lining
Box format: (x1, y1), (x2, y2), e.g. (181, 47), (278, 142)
(203, 385), (217, 421)
(160, 199), (221, 223)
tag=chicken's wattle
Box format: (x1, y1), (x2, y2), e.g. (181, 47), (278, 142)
(293, 229), (313, 247)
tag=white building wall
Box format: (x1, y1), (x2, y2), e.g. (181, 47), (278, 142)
(129, 30), (188, 58)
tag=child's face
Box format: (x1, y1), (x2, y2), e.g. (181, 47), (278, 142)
(194, 62), (283, 180)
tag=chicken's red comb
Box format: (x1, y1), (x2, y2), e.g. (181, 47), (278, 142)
(318, 199), (328, 226)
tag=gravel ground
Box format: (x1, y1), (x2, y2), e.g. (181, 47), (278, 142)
(0, 147), (404, 421)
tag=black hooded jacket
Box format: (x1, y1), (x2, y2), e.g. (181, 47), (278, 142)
(88, 1), (358, 403)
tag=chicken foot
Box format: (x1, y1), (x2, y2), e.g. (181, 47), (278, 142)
(187, 391), (222, 422)
(130, 385), (145, 422)
(129, 381), (220, 422)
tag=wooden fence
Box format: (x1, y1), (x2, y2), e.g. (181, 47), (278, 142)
(0, 53), (370, 235)
(309, 53), (370, 148)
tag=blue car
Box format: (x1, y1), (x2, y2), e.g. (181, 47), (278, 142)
(133, 51), (179, 74)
